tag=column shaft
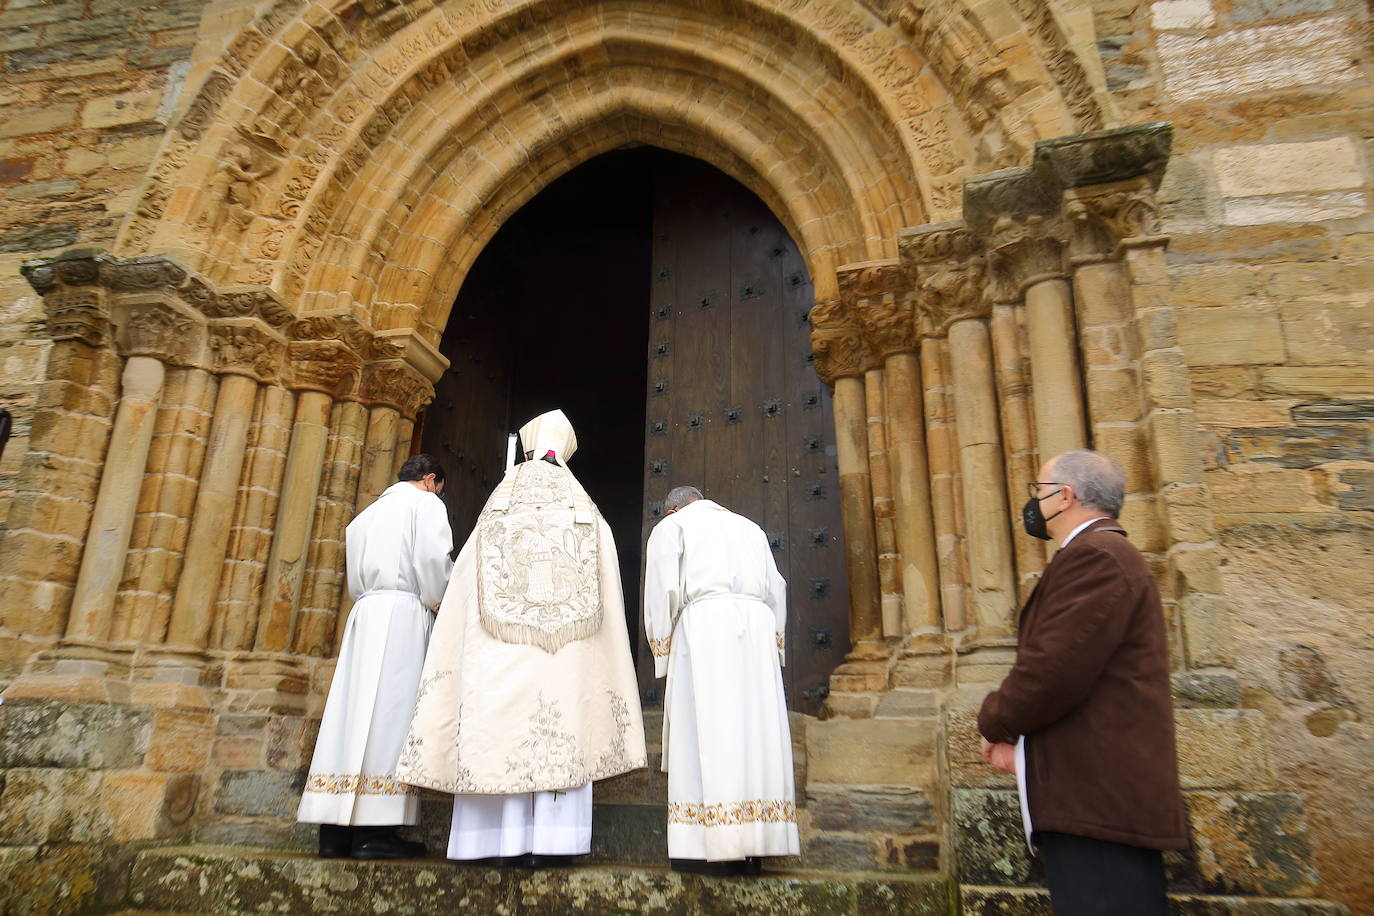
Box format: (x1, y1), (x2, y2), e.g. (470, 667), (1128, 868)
(66, 355), (166, 643)
(355, 405), (401, 513)
(832, 375), (883, 648)
(865, 367), (902, 637)
(989, 303), (1047, 592)
(948, 318), (1017, 643)
(883, 352), (940, 633)
(166, 373), (259, 647)
(255, 390), (333, 652)
(920, 337), (968, 633)
(1025, 277), (1088, 460)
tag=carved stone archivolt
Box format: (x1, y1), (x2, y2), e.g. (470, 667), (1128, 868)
(838, 260), (916, 362)
(899, 222), (989, 338)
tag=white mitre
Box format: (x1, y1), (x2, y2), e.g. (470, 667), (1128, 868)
(520, 408), (578, 464)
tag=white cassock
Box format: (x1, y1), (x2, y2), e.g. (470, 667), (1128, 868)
(396, 410), (646, 859)
(645, 498), (800, 861)
(297, 481), (453, 827)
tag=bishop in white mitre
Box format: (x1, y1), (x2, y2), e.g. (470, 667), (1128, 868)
(644, 485), (800, 874)
(298, 454), (454, 859)
(396, 409), (646, 862)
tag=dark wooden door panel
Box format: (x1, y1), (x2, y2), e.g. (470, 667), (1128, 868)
(641, 157), (849, 715)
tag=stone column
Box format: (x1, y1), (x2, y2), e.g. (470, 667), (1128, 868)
(67, 295), (206, 644)
(165, 321), (283, 649)
(863, 365), (902, 637)
(918, 336), (968, 633)
(905, 222), (1018, 665)
(64, 355), (166, 644)
(1, 255), (118, 667)
(811, 296), (887, 687)
(842, 260), (941, 638)
(254, 340), (360, 653)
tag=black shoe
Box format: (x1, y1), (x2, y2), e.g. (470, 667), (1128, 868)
(528, 854), (580, 869)
(670, 858), (739, 876)
(319, 825), (353, 858)
(739, 857), (763, 876)
(352, 827), (426, 860)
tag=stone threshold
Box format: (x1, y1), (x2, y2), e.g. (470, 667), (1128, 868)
(960, 885), (1348, 915)
(127, 846), (952, 915)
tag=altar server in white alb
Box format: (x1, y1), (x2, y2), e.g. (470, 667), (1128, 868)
(298, 454), (453, 859)
(644, 485), (800, 875)
(397, 409), (646, 864)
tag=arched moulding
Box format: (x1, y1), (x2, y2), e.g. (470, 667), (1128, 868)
(114, 0), (1109, 324)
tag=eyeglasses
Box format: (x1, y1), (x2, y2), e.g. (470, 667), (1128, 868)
(1026, 481), (1065, 499)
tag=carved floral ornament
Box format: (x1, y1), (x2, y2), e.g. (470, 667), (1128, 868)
(360, 360), (435, 419)
(838, 261), (917, 361)
(1064, 182), (1163, 259)
(288, 340), (362, 397)
(987, 214), (1066, 301)
(897, 222), (990, 339)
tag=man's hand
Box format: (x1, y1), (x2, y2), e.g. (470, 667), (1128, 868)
(980, 737), (1016, 774)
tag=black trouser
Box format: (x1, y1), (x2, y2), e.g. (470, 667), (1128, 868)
(1035, 831), (1168, 916)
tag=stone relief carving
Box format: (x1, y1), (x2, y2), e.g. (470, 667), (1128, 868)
(811, 331), (868, 386)
(209, 324), (284, 382)
(207, 139), (280, 234)
(900, 223), (989, 338)
(360, 361), (434, 418)
(987, 214), (1066, 300)
(839, 261), (916, 360)
(288, 341), (363, 397)
(1065, 184), (1162, 258)
(178, 71), (234, 142)
(122, 303), (200, 364)
(44, 291), (109, 348)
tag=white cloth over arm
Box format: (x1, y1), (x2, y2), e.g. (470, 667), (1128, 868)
(298, 483), (453, 827)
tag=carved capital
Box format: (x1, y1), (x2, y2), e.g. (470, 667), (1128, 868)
(209, 320), (285, 383)
(899, 222), (989, 338)
(839, 260), (917, 361)
(360, 360), (434, 419)
(811, 330), (868, 386)
(117, 299), (203, 365)
(287, 340), (362, 397)
(988, 214), (1067, 300)
(45, 290), (110, 348)
(1064, 180), (1163, 258)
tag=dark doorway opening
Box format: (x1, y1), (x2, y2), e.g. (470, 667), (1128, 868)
(419, 147), (851, 715)
(422, 149), (654, 612)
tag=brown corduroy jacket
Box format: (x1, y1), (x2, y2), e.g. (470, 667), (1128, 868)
(978, 519), (1189, 851)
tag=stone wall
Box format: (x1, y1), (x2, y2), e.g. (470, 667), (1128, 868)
(1087, 0), (1374, 908)
(0, 0), (1369, 913)
(0, 0), (227, 518)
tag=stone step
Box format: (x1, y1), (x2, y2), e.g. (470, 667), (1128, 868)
(127, 846), (952, 915)
(960, 885), (1348, 915)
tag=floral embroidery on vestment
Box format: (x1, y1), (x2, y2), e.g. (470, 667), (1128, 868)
(303, 772), (416, 797)
(649, 635), (673, 658)
(667, 799), (798, 826)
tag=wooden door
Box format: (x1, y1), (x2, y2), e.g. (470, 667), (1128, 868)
(639, 157), (851, 716)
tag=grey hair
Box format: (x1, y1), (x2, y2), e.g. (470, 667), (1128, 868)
(1049, 449), (1125, 517)
(664, 485), (703, 512)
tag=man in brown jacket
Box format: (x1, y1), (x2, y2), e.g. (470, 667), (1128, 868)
(978, 449), (1188, 915)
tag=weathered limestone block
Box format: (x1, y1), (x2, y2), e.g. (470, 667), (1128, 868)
(808, 785), (938, 834)
(1175, 709), (1274, 789)
(0, 768), (194, 844)
(145, 708), (213, 772)
(951, 789), (1035, 886)
(1155, 20), (1360, 102)
(1186, 792), (1319, 897)
(807, 718), (935, 786)
(213, 768), (305, 819)
(0, 703), (151, 769)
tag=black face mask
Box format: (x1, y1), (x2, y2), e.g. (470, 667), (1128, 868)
(1021, 491), (1063, 541)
